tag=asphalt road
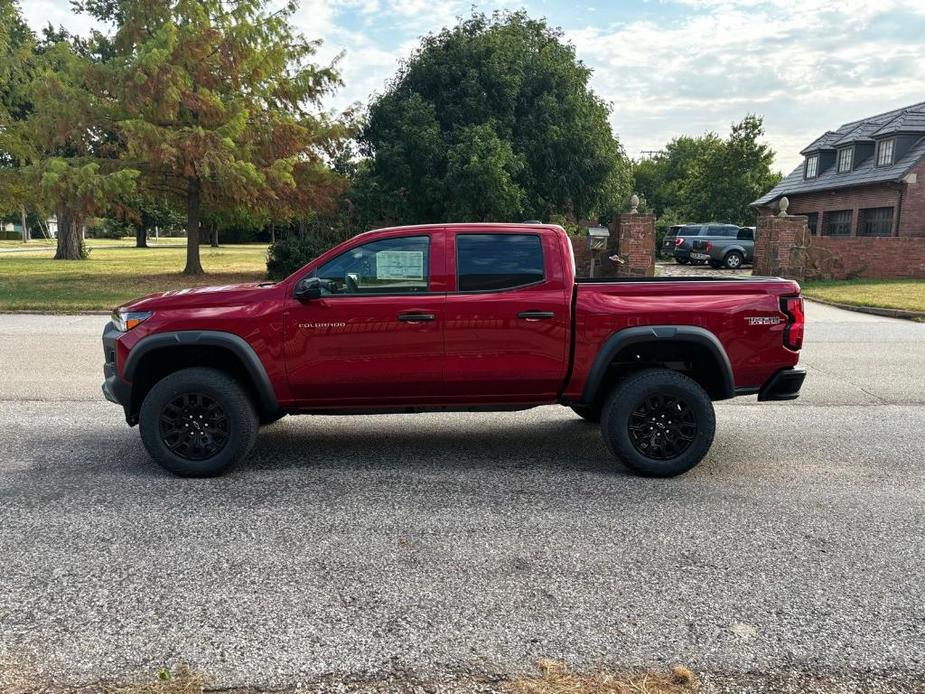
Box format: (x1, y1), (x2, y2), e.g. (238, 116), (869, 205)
(1, 303), (924, 692)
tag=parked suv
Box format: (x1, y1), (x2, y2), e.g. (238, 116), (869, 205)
(689, 225), (755, 269)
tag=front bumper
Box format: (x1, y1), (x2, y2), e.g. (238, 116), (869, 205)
(757, 367), (806, 401)
(102, 322), (133, 422)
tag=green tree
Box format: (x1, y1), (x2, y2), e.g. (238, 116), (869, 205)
(76, 0), (347, 274)
(0, 0), (39, 241)
(633, 116), (780, 226)
(632, 134), (723, 219)
(682, 115), (781, 226)
(23, 33), (138, 259)
(357, 10), (630, 226)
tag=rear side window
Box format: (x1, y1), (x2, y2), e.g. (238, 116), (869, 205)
(737, 228), (754, 241)
(457, 234), (544, 292)
(681, 225), (703, 236)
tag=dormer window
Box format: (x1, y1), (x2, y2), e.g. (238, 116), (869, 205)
(836, 147), (854, 173)
(804, 154), (819, 179)
(876, 138), (895, 167)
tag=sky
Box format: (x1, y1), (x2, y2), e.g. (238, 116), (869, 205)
(20, 0), (925, 174)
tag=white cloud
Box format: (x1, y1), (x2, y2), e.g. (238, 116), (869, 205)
(20, 0), (925, 173)
(567, 0), (925, 171)
(19, 0), (100, 36)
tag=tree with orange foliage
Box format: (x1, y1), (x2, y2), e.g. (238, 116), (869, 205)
(77, 0), (347, 274)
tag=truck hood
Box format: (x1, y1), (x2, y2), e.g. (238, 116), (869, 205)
(118, 281), (280, 312)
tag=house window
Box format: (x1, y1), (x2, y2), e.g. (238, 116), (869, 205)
(876, 139), (895, 167)
(822, 210), (852, 236)
(836, 147), (853, 173)
(859, 207), (894, 237)
(806, 212), (819, 235)
(804, 155), (819, 179)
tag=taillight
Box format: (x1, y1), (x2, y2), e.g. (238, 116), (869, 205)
(674, 237), (684, 246)
(781, 296), (804, 351)
(705, 241), (713, 251)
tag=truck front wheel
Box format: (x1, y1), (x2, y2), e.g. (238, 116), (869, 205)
(600, 369), (715, 477)
(139, 367), (258, 477)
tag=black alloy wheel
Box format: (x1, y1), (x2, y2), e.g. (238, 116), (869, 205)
(159, 392), (229, 461)
(600, 368), (715, 477)
(139, 367), (258, 476)
(627, 393), (697, 460)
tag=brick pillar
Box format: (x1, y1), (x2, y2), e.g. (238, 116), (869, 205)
(753, 214), (809, 280)
(611, 212), (656, 277)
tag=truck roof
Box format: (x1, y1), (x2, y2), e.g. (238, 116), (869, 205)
(366, 222), (566, 236)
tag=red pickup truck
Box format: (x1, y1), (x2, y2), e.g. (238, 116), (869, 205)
(103, 223), (805, 478)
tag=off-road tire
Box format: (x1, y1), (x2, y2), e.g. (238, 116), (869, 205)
(139, 367), (258, 477)
(600, 368), (715, 477)
(570, 404), (601, 423)
(724, 250), (745, 269)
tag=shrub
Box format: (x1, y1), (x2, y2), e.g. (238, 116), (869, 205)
(266, 228), (351, 280)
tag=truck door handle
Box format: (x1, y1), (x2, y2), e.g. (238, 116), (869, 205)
(518, 311), (555, 320)
(398, 312), (435, 322)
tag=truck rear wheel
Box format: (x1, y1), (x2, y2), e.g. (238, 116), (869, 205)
(600, 368), (715, 477)
(570, 404), (601, 423)
(139, 367), (258, 477)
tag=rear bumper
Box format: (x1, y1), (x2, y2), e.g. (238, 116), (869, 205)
(757, 367), (806, 401)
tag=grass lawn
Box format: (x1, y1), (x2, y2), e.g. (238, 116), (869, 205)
(0, 242), (268, 312)
(801, 279), (925, 313)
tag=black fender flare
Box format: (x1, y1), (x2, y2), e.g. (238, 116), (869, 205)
(124, 330), (280, 415)
(580, 325), (735, 404)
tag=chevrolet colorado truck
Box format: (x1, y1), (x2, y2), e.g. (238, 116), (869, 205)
(102, 223), (806, 478)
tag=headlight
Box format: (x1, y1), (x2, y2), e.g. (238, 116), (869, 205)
(111, 310), (153, 331)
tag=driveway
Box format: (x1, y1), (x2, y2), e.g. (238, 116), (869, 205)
(1, 304), (924, 692)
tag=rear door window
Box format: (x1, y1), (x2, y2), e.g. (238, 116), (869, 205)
(456, 234), (544, 292)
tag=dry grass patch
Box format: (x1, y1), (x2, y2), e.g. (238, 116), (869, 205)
(101, 666), (207, 694)
(507, 659), (698, 694)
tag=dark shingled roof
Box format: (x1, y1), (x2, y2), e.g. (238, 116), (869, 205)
(800, 131), (840, 154)
(753, 101), (925, 207)
(832, 120), (881, 146)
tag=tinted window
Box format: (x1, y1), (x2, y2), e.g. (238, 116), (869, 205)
(737, 228), (754, 241)
(680, 225), (703, 236)
(457, 234), (544, 292)
(314, 235), (429, 295)
(708, 225), (737, 237)
(806, 213), (818, 235)
(823, 210), (852, 236)
(859, 207), (894, 237)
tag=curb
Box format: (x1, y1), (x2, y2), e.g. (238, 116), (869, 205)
(804, 297), (925, 321)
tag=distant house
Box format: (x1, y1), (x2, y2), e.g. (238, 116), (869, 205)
(751, 102), (925, 279)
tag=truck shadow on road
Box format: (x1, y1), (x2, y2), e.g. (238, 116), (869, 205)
(242, 415), (625, 475)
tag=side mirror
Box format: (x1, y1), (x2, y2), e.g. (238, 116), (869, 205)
(294, 276), (325, 300)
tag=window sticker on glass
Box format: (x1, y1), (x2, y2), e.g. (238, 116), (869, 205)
(376, 250), (424, 280)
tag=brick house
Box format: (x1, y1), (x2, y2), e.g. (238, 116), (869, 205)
(751, 102), (925, 279)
